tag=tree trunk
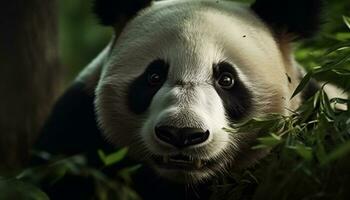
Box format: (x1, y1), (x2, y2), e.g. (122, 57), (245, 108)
(0, 0), (62, 170)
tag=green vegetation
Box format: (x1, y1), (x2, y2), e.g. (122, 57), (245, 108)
(0, 0), (349, 199)
(0, 150), (141, 200)
(212, 15), (350, 200)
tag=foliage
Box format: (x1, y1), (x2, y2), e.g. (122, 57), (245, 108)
(1, 0), (349, 199)
(295, 1), (350, 88)
(0, 149), (141, 200)
(0, 178), (49, 200)
(212, 16), (350, 200)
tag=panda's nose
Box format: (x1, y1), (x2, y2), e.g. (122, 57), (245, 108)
(155, 126), (209, 148)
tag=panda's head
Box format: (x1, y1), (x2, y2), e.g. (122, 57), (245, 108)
(93, 0), (322, 182)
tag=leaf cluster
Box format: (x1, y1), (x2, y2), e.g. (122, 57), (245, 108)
(0, 149), (141, 200)
(213, 17), (350, 200)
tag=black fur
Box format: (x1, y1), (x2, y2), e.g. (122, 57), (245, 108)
(93, 0), (152, 26)
(213, 62), (253, 122)
(32, 82), (112, 199)
(251, 0), (323, 39)
(33, 81), (216, 200)
(128, 59), (169, 114)
(34, 82), (113, 163)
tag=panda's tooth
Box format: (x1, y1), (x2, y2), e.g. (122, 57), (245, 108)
(195, 159), (202, 169)
(163, 155), (169, 163)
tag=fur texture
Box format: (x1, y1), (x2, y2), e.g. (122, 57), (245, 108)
(94, 0), (303, 182)
(35, 0), (326, 199)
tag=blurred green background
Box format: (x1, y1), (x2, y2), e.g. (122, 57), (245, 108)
(59, 0), (112, 82)
(59, 0), (350, 85)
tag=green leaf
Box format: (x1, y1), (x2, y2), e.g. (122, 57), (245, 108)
(291, 72), (313, 99)
(316, 53), (350, 73)
(98, 150), (107, 163)
(321, 140), (350, 166)
(332, 69), (350, 75)
(343, 16), (350, 31)
(253, 134), (282, 149)
(319, 89), (336, 120)
(325, 42), (350, 55)
(118, 164), (142, 184)
(312, 91), (320, 108)
(98, 148), (128, 166)
(330, 97), (350, 105)
(335, 32), (350, 41)
(0, 179), (49, 200)
(288, 143), (313, 161)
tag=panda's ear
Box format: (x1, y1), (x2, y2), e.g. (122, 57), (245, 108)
(251, 0), (323, 39)
(93, 0), (153, 26)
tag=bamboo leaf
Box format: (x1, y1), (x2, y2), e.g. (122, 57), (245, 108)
(343, 16), (350, 31)
(98, 148), (128, 166)
(291, 72), (313, 99)
(325, 42), (350, 55)
(321, 140), (350, 166)
(288, 143), (313, 161)
(253, 134), (282, 149)
(0, 179), (49, 200)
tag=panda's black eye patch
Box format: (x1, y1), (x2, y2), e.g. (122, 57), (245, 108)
(146, 59), (168, 86)
(128, 59), (169, 114)
(213, 62), (252, 121)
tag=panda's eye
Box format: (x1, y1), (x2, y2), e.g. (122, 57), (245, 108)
(218, 72), (234, 89)
(148, 72), (162, 86)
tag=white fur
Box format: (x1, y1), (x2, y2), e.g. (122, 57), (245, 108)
(91, 0), (302, 181)
(76, 43), (111, 93)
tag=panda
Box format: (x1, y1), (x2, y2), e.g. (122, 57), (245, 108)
(34, 0), (325, 199)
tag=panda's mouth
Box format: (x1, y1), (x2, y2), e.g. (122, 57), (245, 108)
(152, 154), (210, 170)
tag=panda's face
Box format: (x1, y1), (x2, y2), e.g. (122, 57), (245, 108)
(95, 1), (299, 182)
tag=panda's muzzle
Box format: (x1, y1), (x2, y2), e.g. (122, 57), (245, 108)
(155, 126), (210, 148)
(152, 127), (212, 170)
(153, 154), (209, 170)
